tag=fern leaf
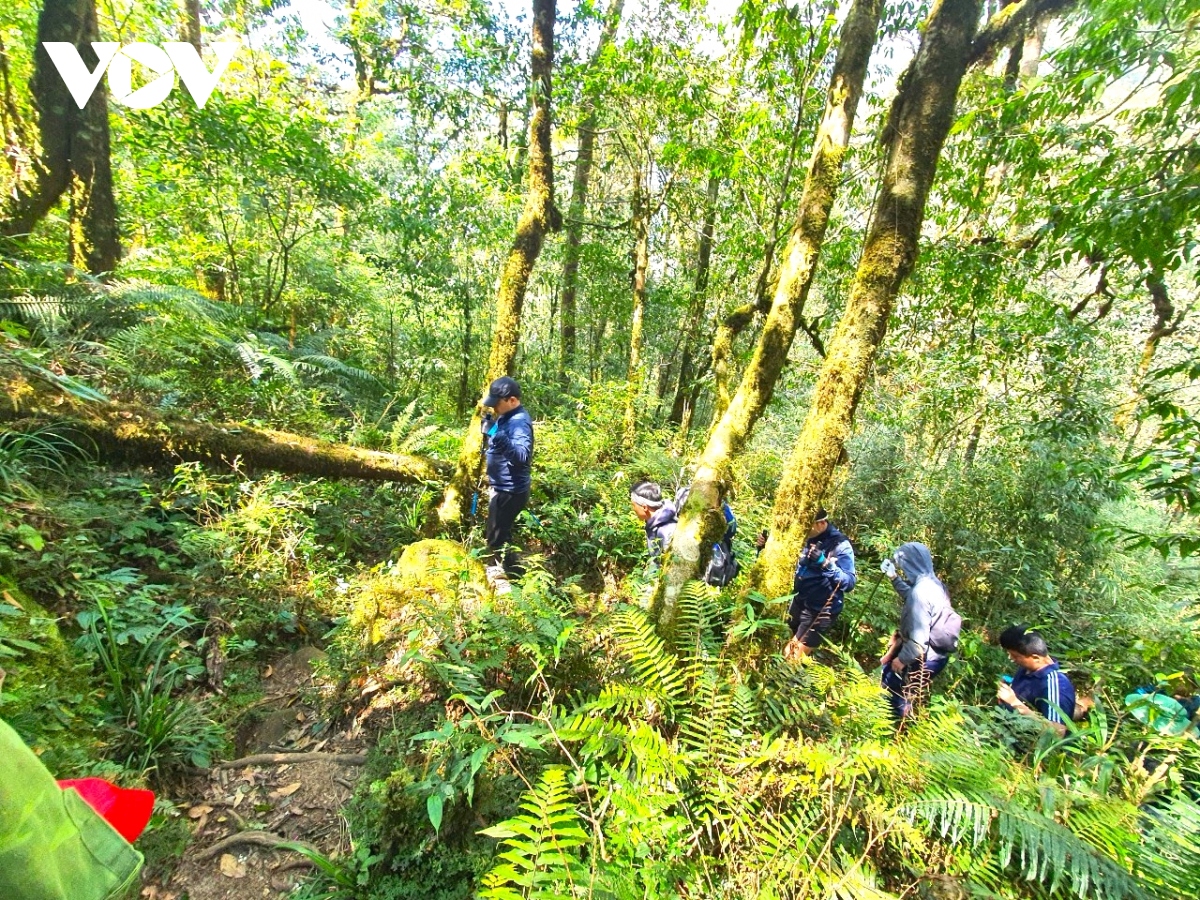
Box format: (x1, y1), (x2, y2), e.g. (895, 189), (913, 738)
(479, 767), (590, 900)
(904, 795), (1145, 900)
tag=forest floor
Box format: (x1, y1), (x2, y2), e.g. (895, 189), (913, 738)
(148, 646), (371, 900)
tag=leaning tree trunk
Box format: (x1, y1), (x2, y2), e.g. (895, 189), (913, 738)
(2, 376), (449, 484)
(438, 0), (560, 524)
(651, 0), (884, 632)
(669, 174), (720, 426)
(623, 167), (651, 449)
(1, 0), (119, 275)
(559, 0), (624, 384)
(749, 0), (984, 602)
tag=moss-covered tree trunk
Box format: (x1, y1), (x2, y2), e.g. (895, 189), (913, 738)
(651, 0), (884, 632)
(559, 0), (624, 384)
(438, 0), (561, 524)
(623, 168), (650, 448)
(2, 377), (449, 484)
(669, 174), (720, 426)
(749, 0), (984, 601)
(0, 0), (119, 276)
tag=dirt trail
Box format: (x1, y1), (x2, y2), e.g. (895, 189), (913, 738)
(145, 647), (369, 900)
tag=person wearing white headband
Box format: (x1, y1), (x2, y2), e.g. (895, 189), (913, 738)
(630, 481), (678, 564)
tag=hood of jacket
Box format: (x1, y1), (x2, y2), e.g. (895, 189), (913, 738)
(895, 542), (940, 586)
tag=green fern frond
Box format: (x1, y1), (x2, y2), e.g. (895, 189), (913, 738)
(293, 354), (380, 387)
(1136, 794), (1200, 899)
(479, 766), (590, 900)
(384, 399), (438, 453)
(674, 580), (722, 668)
(611, 608), (689, 713)
(583, 682), (671, 719)
(904, 795), (1145, 900)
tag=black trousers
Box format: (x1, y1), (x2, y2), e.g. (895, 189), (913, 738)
(788, 600), (840, 648)
(486, 490), (529, 576)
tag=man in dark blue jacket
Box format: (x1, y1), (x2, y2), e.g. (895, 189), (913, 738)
(996, 626), (1076, 738)
(481, 376), (534, 577)
(785, 508), (856, 660)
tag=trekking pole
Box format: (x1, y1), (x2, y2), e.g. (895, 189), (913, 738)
(471, 412), (493, 517)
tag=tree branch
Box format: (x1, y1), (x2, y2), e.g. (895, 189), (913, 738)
(968, 0), (1077, 70)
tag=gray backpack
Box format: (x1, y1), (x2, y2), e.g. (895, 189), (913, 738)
(929, 604), (963, 654)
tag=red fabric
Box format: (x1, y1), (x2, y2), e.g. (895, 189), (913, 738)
(57, 778), (155, 843)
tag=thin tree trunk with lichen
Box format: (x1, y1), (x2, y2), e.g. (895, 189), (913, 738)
(623, 169), (650, 448)
(669, 174), (721, 426)
(2, 376), (449, 484)
(1, 0), (119, 276)
(438, 0), (560, 524)
(651, 0), (884, 633)
(1116, 269), (1179, 431)
(749, 0), (983, 603)
(559, 0), (624, 384)
(709, 73), (817, 424)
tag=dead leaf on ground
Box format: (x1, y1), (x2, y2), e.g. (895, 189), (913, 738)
(187, 805), (213, 819)
(271, 782), (302, 799)
(219, 854), (247, 878)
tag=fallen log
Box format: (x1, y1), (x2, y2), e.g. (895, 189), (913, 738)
(1, 375), (449, 485)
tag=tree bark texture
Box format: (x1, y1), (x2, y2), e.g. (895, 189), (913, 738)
(182, 0), (203, 51)
(749, 0), (983, 603)
(669, 174), (721, 425)
(2, 377), (449, 484)
(623, 167), (650, 448)
(967, 0), (1074, 69)
(559, 0), (624, 383)
(651, 0), (884, 632)
(438, 0), (560, 524)
(1, 0), (119, 275)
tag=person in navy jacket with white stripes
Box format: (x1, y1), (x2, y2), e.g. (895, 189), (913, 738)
(996, 625), (1077, 738)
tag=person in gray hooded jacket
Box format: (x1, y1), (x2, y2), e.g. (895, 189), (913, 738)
(879, 542), (961, 723)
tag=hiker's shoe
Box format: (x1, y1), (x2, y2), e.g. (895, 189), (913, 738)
(485, 564), (512, 595)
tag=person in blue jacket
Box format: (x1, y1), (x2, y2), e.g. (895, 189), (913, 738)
(785, 508), (856, 660)
(481, 376), (534, 577)
(630, 481), (678, 573)
(996, 625), (1077, 738)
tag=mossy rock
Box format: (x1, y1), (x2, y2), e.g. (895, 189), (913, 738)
(349, 540), (488, 644)
(0, 576), (96, 760)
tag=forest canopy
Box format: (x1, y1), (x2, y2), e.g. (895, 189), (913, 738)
(0, 0), (1198, 898)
